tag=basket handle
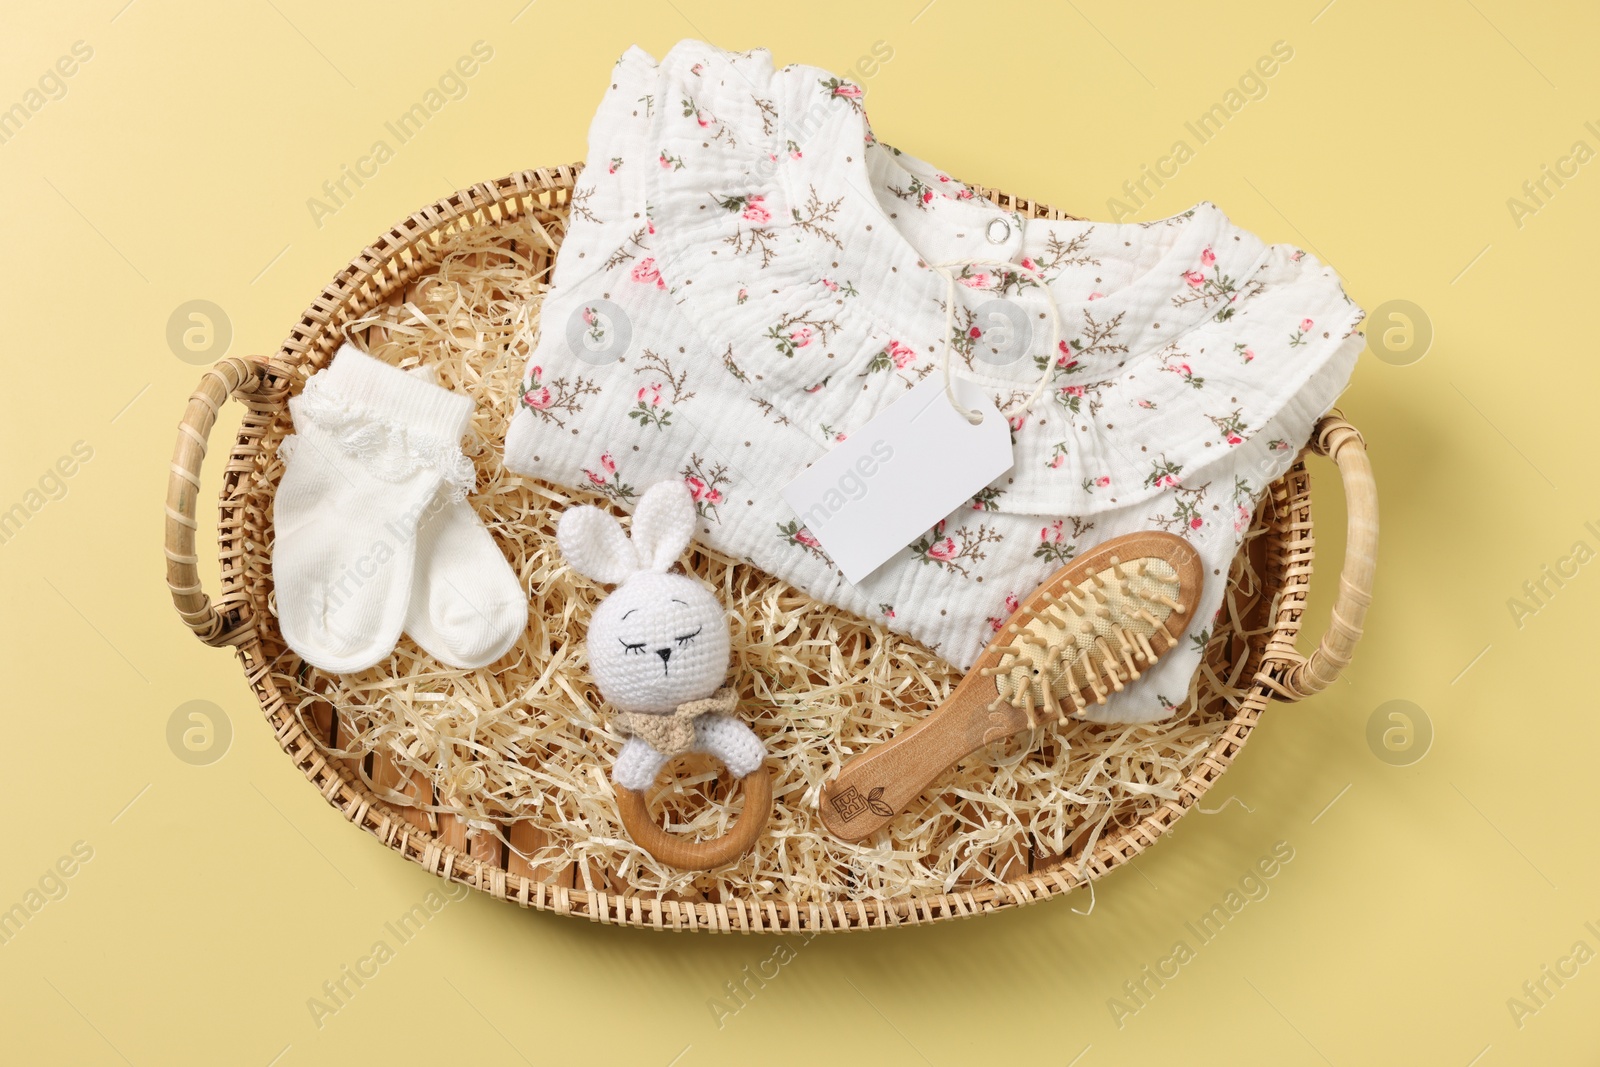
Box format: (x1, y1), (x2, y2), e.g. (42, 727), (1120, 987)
(165, 356), (274, 647)
(1259, 412), (1378, 701)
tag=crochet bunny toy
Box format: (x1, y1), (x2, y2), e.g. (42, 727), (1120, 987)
(557, 480), (765, 793)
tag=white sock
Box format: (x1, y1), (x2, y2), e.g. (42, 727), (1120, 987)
(273, 344), (473, 673)
(403, 486), (527, 668)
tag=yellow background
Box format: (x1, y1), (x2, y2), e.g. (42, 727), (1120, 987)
(2, 1), (1595, 1062)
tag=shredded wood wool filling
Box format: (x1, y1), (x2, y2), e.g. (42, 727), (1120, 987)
(267, 208), (1272, 905)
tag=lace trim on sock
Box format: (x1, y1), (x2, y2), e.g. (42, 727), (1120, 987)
(290, 375), (475, 498)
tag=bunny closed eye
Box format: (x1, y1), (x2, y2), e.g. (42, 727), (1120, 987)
(617, 627), (702, 671)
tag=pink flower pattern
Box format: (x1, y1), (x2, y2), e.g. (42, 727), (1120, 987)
(580, 450), (634, 504)
(629, 257), (665, 289)
(507, 41), (1365, 687)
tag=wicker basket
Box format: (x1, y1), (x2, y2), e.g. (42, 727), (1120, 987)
(163, 164), (1377, 932)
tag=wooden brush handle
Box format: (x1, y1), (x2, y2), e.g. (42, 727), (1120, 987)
(819, 677), (1024, 843)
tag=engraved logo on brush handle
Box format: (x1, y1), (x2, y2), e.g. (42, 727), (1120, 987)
(828, 784), (893, 822)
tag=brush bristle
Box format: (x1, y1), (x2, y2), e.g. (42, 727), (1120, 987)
(989, 557), (1184, 724)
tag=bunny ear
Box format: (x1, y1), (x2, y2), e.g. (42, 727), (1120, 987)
(629, 479), (696, 572)
(557, 505), (640, 585)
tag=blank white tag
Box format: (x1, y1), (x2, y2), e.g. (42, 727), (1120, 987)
(781, 375), (1013, 584)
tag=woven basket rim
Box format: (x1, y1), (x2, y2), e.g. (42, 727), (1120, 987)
(199, 164), (1325, 932)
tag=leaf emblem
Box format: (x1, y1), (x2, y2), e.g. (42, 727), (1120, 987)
(866, 785), (894, 818)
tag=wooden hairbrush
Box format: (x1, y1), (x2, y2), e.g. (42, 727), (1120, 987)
(819, 532), (1203, 843)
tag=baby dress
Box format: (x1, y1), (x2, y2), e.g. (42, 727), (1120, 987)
(505, 39), (1365, 723)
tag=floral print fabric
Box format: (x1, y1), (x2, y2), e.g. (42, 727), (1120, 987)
(504, 39), (1366, 722)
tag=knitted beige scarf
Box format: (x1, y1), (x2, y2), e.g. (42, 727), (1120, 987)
(614, 687), (738, 758)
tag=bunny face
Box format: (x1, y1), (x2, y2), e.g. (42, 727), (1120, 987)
(586, 571), (730, 712)
(558, 479), (733, 714)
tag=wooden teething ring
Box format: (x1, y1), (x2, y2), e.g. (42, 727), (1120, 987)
(616, 762), (773, 870)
